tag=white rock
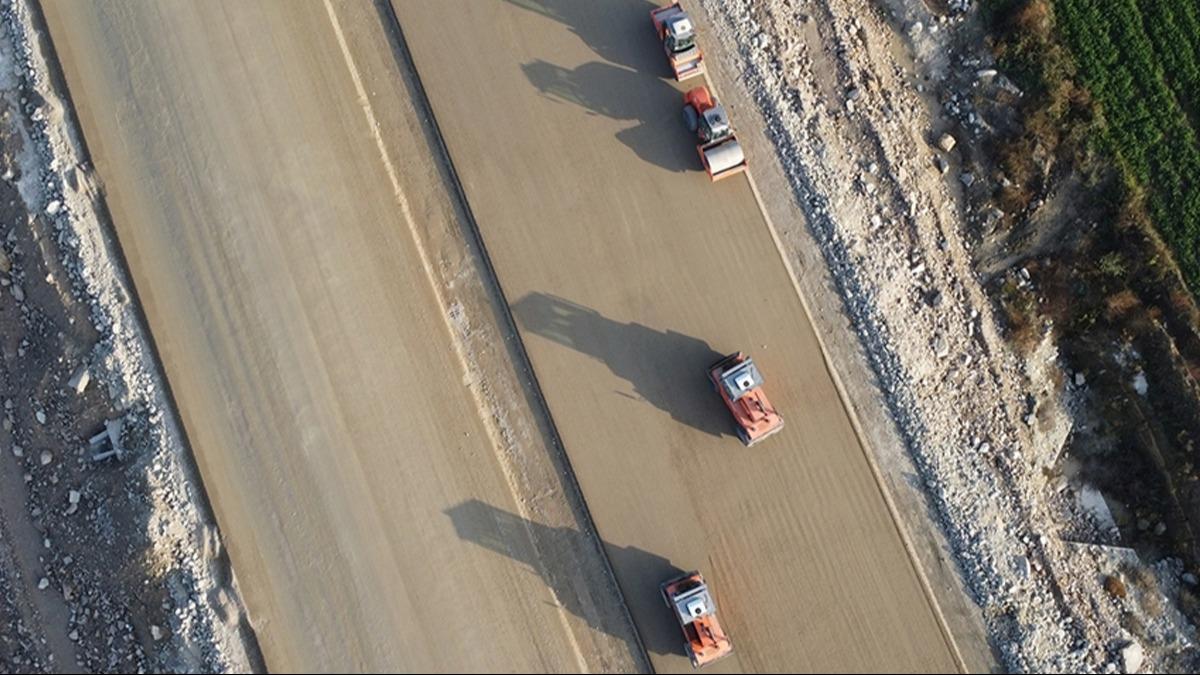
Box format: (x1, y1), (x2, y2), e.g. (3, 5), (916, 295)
(45, 200), (61, 215)
(1075, 372), (1085, 386)
(933, 334), (949, 359)
(35, 409), (45, 424)
(67, 364), (90, 393)
(1013, 555), (1031, 579)
(39, 450), (51, 466)
(150, 624), (164, 641)
(1121, 640), (1144, 673)
(68, 489), (80, 505)
(10, 284), (23, 302)
(37, 577), (49, 590)
(11, 443), (22, 458)
(1132, 372), (1148, 396)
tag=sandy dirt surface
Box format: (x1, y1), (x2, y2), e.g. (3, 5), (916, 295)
(392, 0), (961, 671)
(39, 0), (643, 671)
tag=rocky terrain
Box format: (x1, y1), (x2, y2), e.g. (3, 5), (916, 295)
(0, 0), (259, 672)
(696, 0), (1199, 671)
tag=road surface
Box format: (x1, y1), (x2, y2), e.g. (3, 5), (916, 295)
(40, 0), (641, 671)
(391, 0), (962, 671)
(42, 0), (964, 671)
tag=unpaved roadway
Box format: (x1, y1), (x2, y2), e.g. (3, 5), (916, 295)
(392, 0), (962, 672)
(39, 0), (643, 672)
(41, 0), (964, 671)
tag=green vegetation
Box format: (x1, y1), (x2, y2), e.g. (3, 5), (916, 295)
(1054, 0), (1200, 295)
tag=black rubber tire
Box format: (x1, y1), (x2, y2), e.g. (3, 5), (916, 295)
(682, 104), (699, 133)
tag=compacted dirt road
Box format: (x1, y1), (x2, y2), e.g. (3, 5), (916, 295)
(39, 1), (642, 672)
(40, 0), (963, 671)
(393, 1), (960, 672)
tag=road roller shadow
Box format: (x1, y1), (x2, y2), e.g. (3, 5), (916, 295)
(522, 59), (698, 174)
(446, 499), (688, 658)
(512, 292), (732, 439)
(503, 0), (664, 76)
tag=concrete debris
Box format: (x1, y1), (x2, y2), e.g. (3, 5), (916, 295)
(936, 133), (957, 153)
(1121, 640), (1145, 674)
(88, 416), (128, 462)
(67, 362), (91, 393)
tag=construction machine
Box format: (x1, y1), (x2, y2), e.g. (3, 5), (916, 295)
(709, 352), (784, 446)
(682, 86), (748, 181)
(651, 3), (705, 81)
(662, 571), (733, 668)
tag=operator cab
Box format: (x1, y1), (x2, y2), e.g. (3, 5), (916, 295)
(699, 104), (733, 144)
(665, 17), (696, 53)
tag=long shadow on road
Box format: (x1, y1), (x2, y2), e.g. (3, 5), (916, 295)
(504, 0), (665, 75)
(445, 499), (687, 658)
(512, 292), (732, 439)
(522, 59), (697, 173)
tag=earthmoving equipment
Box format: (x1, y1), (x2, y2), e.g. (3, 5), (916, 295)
(662, 571), (733, 668)
(651, 3), (705, 81)
(682, 86), (748, 181)
(709, 352), (784, 446)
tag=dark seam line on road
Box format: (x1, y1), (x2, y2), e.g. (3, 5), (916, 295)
(373, 1), (654, 672)
(23, 2), (269, 671)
